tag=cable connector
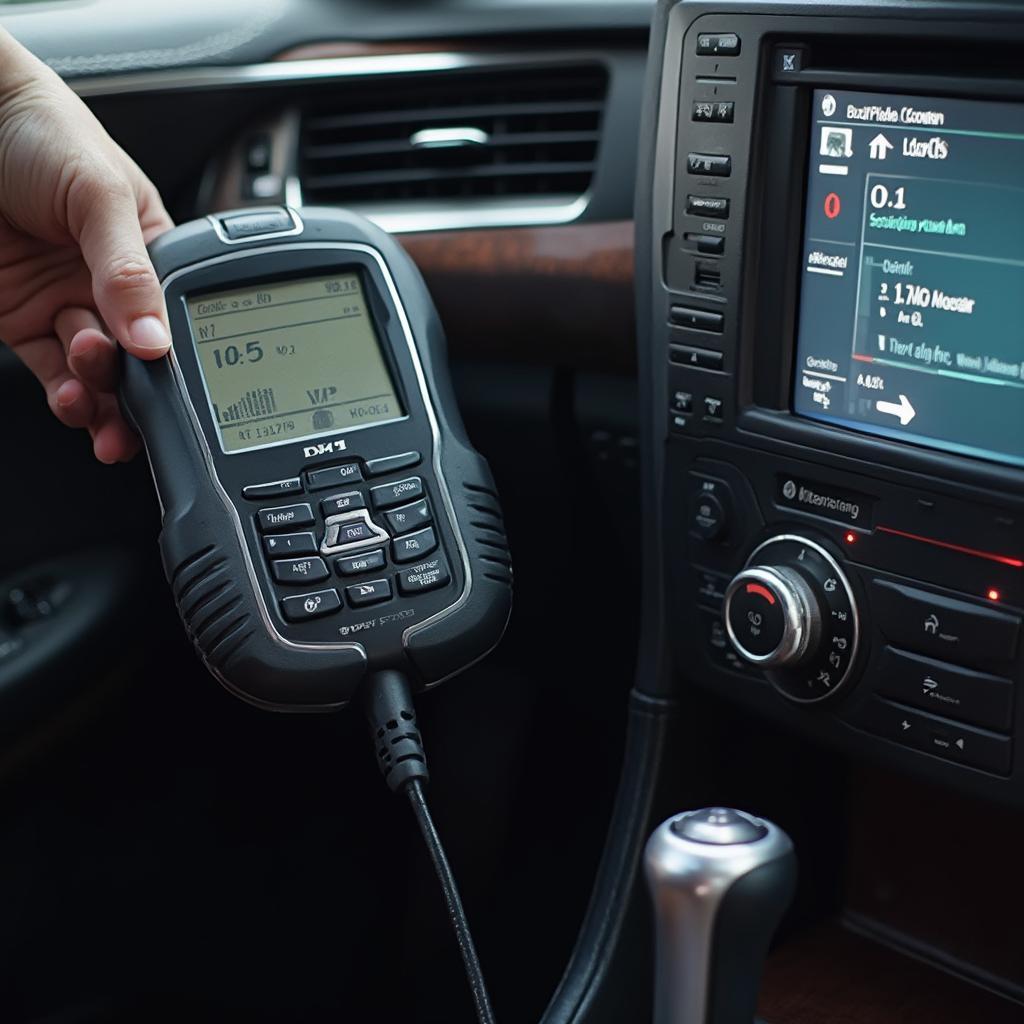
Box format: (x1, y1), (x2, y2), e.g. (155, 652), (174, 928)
(362, 669), (430, 793)
(360, 669), (498, 1024)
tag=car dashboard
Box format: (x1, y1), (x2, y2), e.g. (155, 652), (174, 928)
(1, 0), (1023, 1021)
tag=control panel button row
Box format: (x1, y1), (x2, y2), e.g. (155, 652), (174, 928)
(871, 579), (1020, 665)
(864, 697), (1011, 776)
(876, 647), (1014, 732)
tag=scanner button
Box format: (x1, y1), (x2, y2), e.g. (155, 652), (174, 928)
(242, 477), (302, 500)
(370, 476), (424, 510)
(335, 549), (387, 576)
(257, 503), (314, 532)
(221, 209), (294, 239)
(386, 499), (432, 535)
(365, 451), (421, 477)
(263, 532), (317, 558)
(397, 556), (451, 595)
(308, 463), (363, 490)
(280, 588), (341, 622)
(392, 526), (438, 563)
(334, 520), (377, 546)
(320, 491), (366, 516)
(345, 578), (393, 607)
(272, 557), (330, 586)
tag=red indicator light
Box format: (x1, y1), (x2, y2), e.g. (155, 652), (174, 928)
(824, 192), (842, 219)
(844, 531), (857, 545)
(988, 589), (1001, 602)
(746, 583), (777, 605)
(876, 525), (1024, 569)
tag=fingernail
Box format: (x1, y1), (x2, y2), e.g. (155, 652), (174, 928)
(55, 381), (76, 408)
(129, 315), (171, 353)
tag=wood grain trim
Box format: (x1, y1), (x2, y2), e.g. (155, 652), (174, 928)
(398, 222), (636, 371)
(399, 221), (633, 286)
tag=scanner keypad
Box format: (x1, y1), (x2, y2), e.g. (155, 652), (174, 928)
(249, 452), (452, 627)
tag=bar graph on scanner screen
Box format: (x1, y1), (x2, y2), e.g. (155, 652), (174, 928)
(214, 387), (278, 425)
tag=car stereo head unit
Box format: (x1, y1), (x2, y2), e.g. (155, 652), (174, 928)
(794, 87), (1024, 469)
(638, 1), (1024, 806)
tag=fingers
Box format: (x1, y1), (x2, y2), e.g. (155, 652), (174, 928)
(11, 334), (95, 428)
(90, 393), (140, 464)
(16, 308), (140, 463)
(67, 169), (171, 361)
(52, 307), (139, 462)
(54, 306), (118, 392)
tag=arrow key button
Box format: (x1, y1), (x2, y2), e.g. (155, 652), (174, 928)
(345, 578), (393, 608)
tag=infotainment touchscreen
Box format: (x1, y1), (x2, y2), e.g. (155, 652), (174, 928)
(792, 89), (1024, 469)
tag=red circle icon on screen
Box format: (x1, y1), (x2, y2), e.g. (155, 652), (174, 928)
(824, 192), (842, 219)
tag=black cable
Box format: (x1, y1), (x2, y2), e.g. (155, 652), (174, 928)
(362, 669), (497, 1024)
(406, 777), (498, 1024)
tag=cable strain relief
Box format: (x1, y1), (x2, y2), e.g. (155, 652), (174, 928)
(362, 669), (430, 794)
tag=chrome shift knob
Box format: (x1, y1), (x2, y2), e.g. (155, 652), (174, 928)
(644, 808), (796, 1024)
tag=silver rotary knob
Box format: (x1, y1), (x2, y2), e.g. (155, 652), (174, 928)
(724, 565), (820, 668)
(722, 535), (860, 703)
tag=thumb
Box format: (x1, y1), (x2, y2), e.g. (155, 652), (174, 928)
(70, 172), (171, 360)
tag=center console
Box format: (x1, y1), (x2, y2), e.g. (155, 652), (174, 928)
(637, 0), (1024, 803)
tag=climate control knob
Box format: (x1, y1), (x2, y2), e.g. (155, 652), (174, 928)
(723, 535), (860, 702)
(724, 565), (820, 668)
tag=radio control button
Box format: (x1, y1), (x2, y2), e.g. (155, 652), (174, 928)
(307, 463), (363, 490)
(365, 451), (421, 477)
(670, 345), (724, 371)
(320, 491), (366, 516)
(263, 532), (317, 558)
(370, 476), (424, 510)
(864, 698), (1011, 776)
(335, 549), (386, 576)
(871, 580), (1020, 665)
(692, 100), (734, 123)
(242, 477), (302, 500)
(397, 556), (451, 595)
(392, 526), (438, 563)
(258, 503), (314, 532)
(691, 492), (727, 541)
(280, 588), (341, 622)
(687, 195), (730, 218)
(685, 233), (726, 256)
(670, 306), (724, 332)
(687, 153), (731, 177)
(272, 557), (330, 586)
(345, 578), (392, 607)
(877, 647), (1013, 733)
(386, 499), (432, 535)
(697, 32), (740, 56)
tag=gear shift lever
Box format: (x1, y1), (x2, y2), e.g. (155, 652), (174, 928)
(644, 808), (796, 1024)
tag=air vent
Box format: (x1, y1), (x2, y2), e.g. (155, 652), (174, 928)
(298, 64), (608, 208)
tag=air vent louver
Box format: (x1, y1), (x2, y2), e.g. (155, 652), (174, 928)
(298, 65), (608, 206)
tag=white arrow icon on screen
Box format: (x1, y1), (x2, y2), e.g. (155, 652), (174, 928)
(876, 394), (916, 426)
(869, 133), (894, 159)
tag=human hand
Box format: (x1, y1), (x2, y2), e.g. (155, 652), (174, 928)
(0, 28), (174, 462)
